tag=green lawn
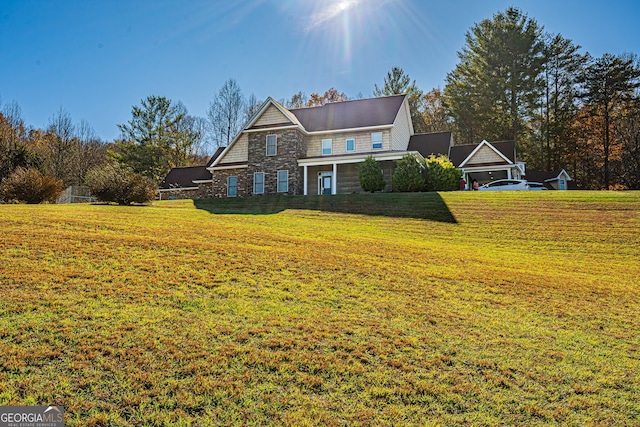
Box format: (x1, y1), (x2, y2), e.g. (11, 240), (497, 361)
(0, 191), (638, 426)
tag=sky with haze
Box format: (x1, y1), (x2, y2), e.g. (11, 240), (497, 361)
(2, 0), (640, 144)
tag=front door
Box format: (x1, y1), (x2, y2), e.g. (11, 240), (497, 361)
(318, 172), (332, 195)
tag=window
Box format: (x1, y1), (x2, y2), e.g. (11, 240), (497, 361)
(371, 132), (383, 149)
(227, 176), (238, 197)
(322, 138), (332, 155)
(277, 170), (289, 193)
(346, 138), (355, 152)
(253, 172), (264, 194)
(266, 135), (277, 156)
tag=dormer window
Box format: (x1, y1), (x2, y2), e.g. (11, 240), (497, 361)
(266, 135), (277, 156)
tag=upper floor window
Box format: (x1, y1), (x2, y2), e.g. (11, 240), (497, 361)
(254, 172), (265, 194)
(371, 132), (383, 150)
(227, 176), (238, 197)
(322, 138), (332, 155)
(277, 170), (289, 193)
(266, 135), (277, 156)
(346, 138), (355, 152)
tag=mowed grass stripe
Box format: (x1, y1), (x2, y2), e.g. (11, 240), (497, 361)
(0, 191), (638, 425)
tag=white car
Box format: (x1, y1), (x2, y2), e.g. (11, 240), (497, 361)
(478, 179), (530, 191)
(527, 182), (548, 190)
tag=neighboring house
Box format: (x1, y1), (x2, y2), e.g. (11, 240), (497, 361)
(524, 169), (574, 190)
(207, 95), (423, 197)
(158, 147), (224, 199)
(408, 134), (526, 189)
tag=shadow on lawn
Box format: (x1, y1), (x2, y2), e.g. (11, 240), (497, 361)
(194, 192), (457, 223)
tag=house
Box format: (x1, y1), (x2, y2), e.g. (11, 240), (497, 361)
(207, 95), (423, 197)
(524, 169), (573, 190)
(163, 95), (546, 198)
(158, 147), (224, 199)
(408, 133), (526, 189)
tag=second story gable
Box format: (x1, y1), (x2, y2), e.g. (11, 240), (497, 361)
(209, 94), (414, 169)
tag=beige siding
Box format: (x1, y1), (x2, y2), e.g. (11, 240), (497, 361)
(218, 134), (248, 163)
(390, 101), (412, 151)
(254, 105), (293, 127)
(306, 130), (391, 157)
(466, 145), (506, 165)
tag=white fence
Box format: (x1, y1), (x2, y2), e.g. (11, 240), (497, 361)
(56, 186), (93, 204)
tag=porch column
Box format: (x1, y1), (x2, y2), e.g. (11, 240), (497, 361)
(332, 163), (337, 195)
(507, 169), (512, 179)
(303, 165), (308, 196)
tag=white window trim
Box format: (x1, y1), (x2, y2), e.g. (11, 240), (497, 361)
(266, 134), (277, 156)
(227, 175), (238, 197)
(322, 138), (333, 156)
(346, 138), (355, 152)
(371, 132), (383, 150)
(277, 170), (289, 193)
(253, 172), (265, 194)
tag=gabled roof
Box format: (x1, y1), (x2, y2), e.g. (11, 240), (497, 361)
(525, 169), (572, 182)
(289, 95), (406, 132)
(159, 166), (211, 189)
(407, 132), (452, 158)
(450, 140), (516, 167)
(205, 146), (226, 167)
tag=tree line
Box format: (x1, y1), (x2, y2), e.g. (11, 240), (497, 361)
(2, 6), (639, 197)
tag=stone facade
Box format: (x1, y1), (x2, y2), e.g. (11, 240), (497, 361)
(211, 168), (248, 198)
(158, 183), (212, 200)
(247, 129), (306, 196)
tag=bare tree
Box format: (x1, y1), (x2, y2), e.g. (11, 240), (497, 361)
(244, 93), (262, 125)
(207, 79), (245, 149)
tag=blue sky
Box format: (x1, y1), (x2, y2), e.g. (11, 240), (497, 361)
(2, 0), (640, 143)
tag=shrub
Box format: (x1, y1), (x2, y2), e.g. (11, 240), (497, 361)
(424, 155), (462, 191)
(0, 167), (63, 204)
(86, 162), (156, 205)
(358, 156), (386, 193)
(393, 154), (425, 192)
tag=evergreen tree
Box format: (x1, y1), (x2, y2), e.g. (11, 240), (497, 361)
(374, 67), (426, 133)
(392, 155), (425, 192)
(116, 95), (199, 183)
(423, 155), (461, 191)
(444, 7), (544, 145)
(358, 156), (386, 193)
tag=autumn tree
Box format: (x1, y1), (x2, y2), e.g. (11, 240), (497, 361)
(374, 66), (425, 133)
(421, 88), (453, 134)
(578, 53), (640, 189)
(306, 88), (348, 107)
(287, 92), (308, 109)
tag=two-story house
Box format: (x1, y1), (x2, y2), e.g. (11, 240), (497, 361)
(207, 94), (421, 197)
(162, 94), (537, 198)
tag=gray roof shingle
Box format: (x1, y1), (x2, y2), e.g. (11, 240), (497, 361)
(290, 95), (406, 132)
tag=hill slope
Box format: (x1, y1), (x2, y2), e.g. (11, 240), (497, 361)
(0, 192), (638, 425)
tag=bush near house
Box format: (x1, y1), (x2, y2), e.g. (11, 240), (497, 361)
(0, 166), (63, 203)
(85, 162), (156, 205)
(424, 154), (461, 191)
(358, 155), (386, 193)
(393, 154), (425, 192)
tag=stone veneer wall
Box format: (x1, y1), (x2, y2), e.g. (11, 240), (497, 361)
(247, 129), (306, 195)
(211, 168), (248, 198)
(158, 183), (212, 200)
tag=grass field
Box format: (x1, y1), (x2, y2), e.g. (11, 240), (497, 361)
(0, 191), (639, 426)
